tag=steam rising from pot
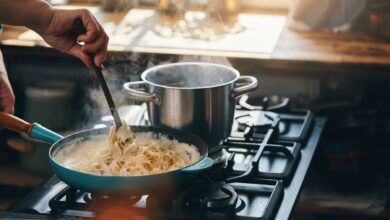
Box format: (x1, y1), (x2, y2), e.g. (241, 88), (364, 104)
(80, 54), (231, 127)
(144, 62), (236, 89)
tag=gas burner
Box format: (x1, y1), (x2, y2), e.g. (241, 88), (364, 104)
(178, 182), (239, 213)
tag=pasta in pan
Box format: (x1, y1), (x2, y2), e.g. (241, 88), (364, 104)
(55, 121), (200, 176)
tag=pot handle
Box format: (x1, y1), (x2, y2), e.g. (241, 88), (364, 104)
(180, 157), (214, 173)
(233, 76), (259, 98)
(123, 82), (161, 105)
(0, 111), (63, 144)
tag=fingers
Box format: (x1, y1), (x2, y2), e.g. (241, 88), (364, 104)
(94, 23), (109, 68)
(81, 30), (108, 54)
(82, 33), (109, 67)
(44, 9), (108, 68)
(68, 44), (93, 68)
(76, 9), (101, 43)
(76, 10), (109, 68)
(94, 39), (108, 68)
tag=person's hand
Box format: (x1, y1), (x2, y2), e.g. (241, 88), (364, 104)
(35, 9), (109, 68)
(0, 71), (15, 114)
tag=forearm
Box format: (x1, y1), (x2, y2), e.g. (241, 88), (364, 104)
(0, 50), (15, 114)
(0, 51), (7, 75)
(0, 0), (54, 32)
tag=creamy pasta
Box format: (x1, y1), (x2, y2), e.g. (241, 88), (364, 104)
(55, 121), (200, 176)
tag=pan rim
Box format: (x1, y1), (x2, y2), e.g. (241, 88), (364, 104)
(49, 125), (209, 179)
(140, 62), (240, 90)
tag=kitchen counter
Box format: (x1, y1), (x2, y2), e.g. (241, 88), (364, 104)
(1, 5), (390, 74)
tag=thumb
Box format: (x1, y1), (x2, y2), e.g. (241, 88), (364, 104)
(68, 44), (93, 68)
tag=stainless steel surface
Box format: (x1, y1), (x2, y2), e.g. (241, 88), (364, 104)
(92, 66), (122, 130)
(123, 62), (258, 151)
(233, 76), (258, 97)
(123, 81), (161, 105)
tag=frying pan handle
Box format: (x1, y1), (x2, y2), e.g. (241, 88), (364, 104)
(180, 157), (214, 173)
(0, 111), (33, 136)
(31, 124), (63, 144)
(233, 76), (259, 98)
(123, 81), (162, 105)
(0, 111), (63, 144)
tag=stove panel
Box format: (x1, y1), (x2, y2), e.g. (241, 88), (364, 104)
(10, 97), (326, 220)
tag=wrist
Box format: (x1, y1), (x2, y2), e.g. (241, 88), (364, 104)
(25, 0), (55, 35)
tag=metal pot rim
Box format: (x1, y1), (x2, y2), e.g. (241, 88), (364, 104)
(140, 62), (240, 90)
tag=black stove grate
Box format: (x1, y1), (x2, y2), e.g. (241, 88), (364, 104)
(47, 178), (284, 220)
(223, 141), (301, 183)
(220, 114), (301, 184)
(10, 95), (327, 220)
(232, 110), (314, 143)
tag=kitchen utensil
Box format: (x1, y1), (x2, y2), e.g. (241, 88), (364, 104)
(91, 66), (122, 130)
(123, 62), (258, 150)
(73, 18), (122, 130)
(0, 111), (213, 194)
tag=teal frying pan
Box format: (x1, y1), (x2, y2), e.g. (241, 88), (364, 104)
(0, 112), (214, 194)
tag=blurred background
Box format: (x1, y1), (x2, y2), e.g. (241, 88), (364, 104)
(1, 0), (390, 219)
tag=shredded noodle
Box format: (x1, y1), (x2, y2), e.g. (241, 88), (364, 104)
(55, 121), (200, 176)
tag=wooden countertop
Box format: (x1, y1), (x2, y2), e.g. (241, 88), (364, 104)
(1, 5), (390, 73)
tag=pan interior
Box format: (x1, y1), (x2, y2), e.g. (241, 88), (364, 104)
(50, 126), (208, 177)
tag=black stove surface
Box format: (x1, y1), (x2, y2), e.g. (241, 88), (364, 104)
(9, 96), (326, 220)
(23, 176), (283, 220)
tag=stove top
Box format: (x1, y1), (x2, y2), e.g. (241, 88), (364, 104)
(9, 95), (326, 220)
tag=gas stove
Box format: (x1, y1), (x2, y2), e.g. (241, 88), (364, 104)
(7, 95), (326, 220)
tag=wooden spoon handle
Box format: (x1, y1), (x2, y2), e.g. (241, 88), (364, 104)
(0, 111), (33, 136)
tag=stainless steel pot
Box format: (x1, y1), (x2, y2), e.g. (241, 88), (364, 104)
(123, 62), (258, 150)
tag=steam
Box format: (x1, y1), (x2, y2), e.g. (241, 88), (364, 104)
(79, 54), (232, 128)
(145, 62), (235, 88)
(78, 53), (148, 128)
